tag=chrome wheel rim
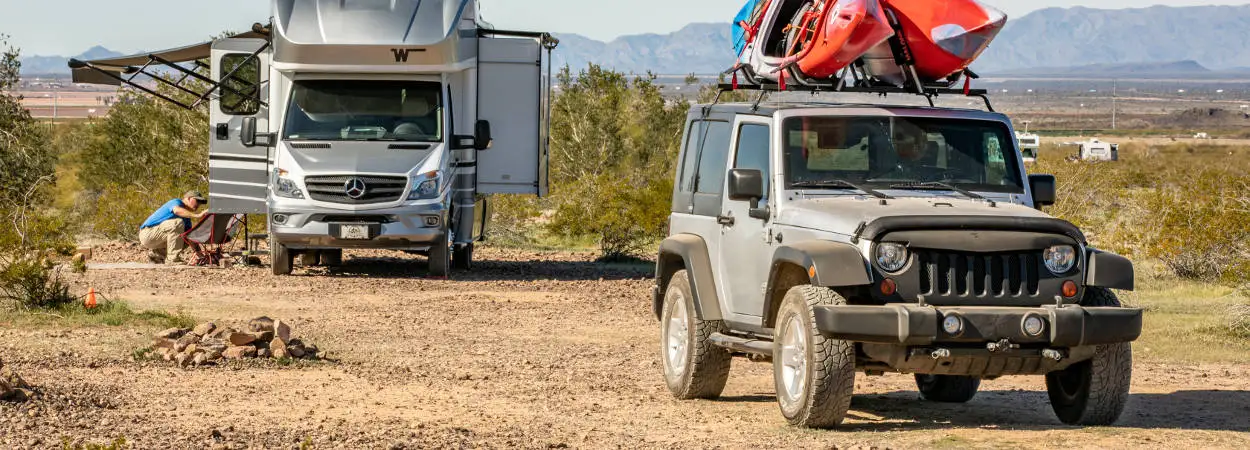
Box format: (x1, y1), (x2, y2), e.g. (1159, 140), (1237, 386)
(665, 293), (690, 375)
(779, 315), (807, 404)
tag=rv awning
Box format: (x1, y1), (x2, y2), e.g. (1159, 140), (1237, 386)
(69, 30), (267, 85)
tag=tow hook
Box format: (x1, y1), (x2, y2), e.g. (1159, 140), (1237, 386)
(986, 339), (1019, 353)
(1042, 349), (1064, 361)
(930, 348), (951, 359)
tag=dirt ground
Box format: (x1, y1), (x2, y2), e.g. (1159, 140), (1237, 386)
(1, 246), (1248, 449)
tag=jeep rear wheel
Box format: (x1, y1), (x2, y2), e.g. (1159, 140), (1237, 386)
(773, 285), (856, 429)
(916, 375), (981, 403)
(1045, 287), (1133, 425)
(660, 270), (732, 399)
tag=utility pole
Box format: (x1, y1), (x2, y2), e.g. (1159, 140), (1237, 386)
(1111, 79), (1117, 130)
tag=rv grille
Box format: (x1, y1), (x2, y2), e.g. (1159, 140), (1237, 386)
(304, 175), (408, 204)
(917, 250), (1042, 298)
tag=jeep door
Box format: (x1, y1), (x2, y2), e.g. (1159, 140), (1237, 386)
(714, 116), (774, 320)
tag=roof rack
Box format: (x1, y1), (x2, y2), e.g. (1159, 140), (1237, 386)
(717, 6), (995, 113)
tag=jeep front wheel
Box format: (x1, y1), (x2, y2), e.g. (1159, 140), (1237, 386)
(1045, 287), (1133, 425)
(660, 270), (732, 399)
(773, 285), (856, 428)
(916, 374), (980, 403)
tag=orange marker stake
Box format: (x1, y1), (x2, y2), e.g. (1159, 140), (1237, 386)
(85, 287), (98, 309)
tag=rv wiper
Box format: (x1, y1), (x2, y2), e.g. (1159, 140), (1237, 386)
(888, 181), (995, 205)
(791, 179), (893, 199)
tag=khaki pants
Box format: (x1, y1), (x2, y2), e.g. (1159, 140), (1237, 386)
(139, 219), (187, 265)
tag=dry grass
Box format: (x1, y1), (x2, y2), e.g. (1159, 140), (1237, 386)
(1119, 265), (1250, 363)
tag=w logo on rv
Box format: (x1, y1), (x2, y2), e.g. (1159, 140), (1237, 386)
(391, 48), (423, 63)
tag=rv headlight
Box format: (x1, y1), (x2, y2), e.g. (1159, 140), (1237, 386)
(875, 243), (909, 273)
(408, 171), (442, 200)
(1043, 245), (1077, 274)
(273, 169), (304, 199)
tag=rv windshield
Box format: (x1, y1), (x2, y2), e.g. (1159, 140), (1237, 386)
(283, 80), (443, 142)
(783, 116), (1025, 193)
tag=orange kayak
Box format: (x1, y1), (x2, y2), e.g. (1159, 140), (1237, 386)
(862, 0), (1007, 84)
(781, 0), (894, 80)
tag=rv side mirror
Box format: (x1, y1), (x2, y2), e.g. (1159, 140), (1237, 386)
(474, 120), (492, 151)
(1029, 174), (1056, 209)
(240, 117), (257, 147)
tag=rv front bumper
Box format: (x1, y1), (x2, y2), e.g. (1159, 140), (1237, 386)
(269, 203), (448, 250)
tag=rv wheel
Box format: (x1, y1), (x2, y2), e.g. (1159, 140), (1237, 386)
(320, 249), (343, 267)
(299, 251), (319, 266)
(271, 240), (293, 276)
(453, 243), (473, 270)
(427, 235), (451, 277)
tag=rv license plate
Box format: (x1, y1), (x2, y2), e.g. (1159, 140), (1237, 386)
(339, 225), (369, 240)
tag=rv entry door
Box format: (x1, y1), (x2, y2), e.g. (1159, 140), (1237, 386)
(208, 38), (270, 213)
(477, 36), (550, 196)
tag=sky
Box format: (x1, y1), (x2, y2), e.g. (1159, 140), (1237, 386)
(2, 0), (1250, 56)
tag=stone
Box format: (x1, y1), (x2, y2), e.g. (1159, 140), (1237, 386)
(270, 338), (290, 359)
(205, 349), (224, 361)
(222, 346), (256, 359)
(160, 348), (176, 361)
(174, 352), (193, 367)
(303, 343), (319, 355)
(2, 367), (28, 390)
(228, 332), (257, 346)
(192, 353), (208, 366)
(174, 333), (201, 352)
(192, 322), (217, 337)
(156, 328), (187, 339)
(206, 327), (233, 340)
(152, 337), (176, 349)
(1, 386), (28, 403)
(287, 345), (305, 359)
(256, 347), (272, 359)
(184, 344), (198, 355)
(199, 338), (228, 354)
(0, 378), (11, 396)
(252, 331), (274, 343)
(249, 316), (275, 333)
(273, 319), (291, 343)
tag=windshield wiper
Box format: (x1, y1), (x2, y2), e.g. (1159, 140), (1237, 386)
(888, 181), (996, 206)
(791, 179), (894, 199)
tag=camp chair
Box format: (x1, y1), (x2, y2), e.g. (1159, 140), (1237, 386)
(180, 213), (246, 267)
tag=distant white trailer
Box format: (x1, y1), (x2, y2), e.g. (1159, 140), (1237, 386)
(1073, 138), (1119, 162)
(1015, 131), (1040, 162)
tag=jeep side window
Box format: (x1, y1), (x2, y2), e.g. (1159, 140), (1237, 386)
(734, 123), (771, 201)
(695, 121), (732, 195)
(677, 120), (705, 193)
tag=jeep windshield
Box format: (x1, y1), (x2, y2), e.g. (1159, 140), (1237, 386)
(782, 116), (1025, 194)
(283, 80), (443, 143)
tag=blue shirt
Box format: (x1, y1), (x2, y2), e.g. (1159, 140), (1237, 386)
(140, 199), (192, 230)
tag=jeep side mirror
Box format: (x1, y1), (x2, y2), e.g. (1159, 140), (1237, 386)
(1029, 174), (1056, 209)
(728, 169), (771, 220)
(474, 120), (492, 151)
(241, 117), (257, 147)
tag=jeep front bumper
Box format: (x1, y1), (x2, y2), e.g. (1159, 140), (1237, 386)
(813, 304), (1143, 347)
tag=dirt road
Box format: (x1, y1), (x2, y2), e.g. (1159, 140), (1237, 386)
(2, 247), (1248, 449)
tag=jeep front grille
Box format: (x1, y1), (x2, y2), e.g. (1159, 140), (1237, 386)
(917, 250), (1041, 298)
(304, 176), (407, 205)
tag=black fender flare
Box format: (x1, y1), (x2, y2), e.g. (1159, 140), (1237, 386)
(654, 234), (723, 321)
(764, 240), (871, 326)
(1086, 248), (1134, 291)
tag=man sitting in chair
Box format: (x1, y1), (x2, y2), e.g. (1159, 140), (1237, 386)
(138, 190), (208, 265)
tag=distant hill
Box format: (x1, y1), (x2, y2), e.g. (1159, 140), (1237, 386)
(987, 60), (1217, 79)
(20, 46), (124, 76)
(551, 23), (732, 76)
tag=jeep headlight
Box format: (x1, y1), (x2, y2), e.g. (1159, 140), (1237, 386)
(273, 169), (304, 199)
(1043, 245), (1077, 274)
(408, 170), (442, 200)
(876, 243), (909, 273)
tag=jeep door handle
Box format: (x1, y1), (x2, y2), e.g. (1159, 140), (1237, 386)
(717, 214), (735, 226)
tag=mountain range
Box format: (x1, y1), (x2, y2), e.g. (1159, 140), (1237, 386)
(21, 5), (1250, 78)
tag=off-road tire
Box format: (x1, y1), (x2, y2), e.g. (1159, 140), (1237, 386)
(915, 375), (981, 403)
(320, 249), (343, 267)
(453, 243), (473, 270)
(1045, 287), (1133, 425)
(270, 240), (293, 276)
(660, 270), (732, 399)
(772, 285), (856, 429)
(427, 235), (451, 277)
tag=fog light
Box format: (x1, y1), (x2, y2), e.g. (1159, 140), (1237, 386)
(1062, 280), (1078, 298)
(880, 279), (897, 296)
(1023, 315), (1046, 337)
(423, 216), (440, 227)
(272, 214), (288, 225)
(942, 315), (964, 336)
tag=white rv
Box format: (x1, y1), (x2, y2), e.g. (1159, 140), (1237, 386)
(1015, 131), (1040, 162)
(1076, 138), (1119, 162)
(70, 0), (558, 276)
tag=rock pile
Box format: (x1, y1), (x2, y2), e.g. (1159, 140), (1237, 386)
(151, 317), (321, 367)
(0, 358), (32, 402)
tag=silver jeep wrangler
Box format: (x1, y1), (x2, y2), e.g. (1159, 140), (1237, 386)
(652, 99), (1142, 429)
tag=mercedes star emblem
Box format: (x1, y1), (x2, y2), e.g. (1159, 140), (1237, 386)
(343, 178), (368, 199)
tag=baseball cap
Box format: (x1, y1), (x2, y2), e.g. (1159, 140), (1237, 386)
(185, 190), (208, 203)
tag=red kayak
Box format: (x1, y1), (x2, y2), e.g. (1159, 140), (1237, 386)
(862, 0), (1007, 84)
(780, 0), (894, 80)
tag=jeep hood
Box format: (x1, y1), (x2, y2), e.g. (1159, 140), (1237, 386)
(778, 196), (1053, 236)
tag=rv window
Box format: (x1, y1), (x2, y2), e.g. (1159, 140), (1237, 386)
(219, 54), (260, 115)
(283, 80), (443, 142)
